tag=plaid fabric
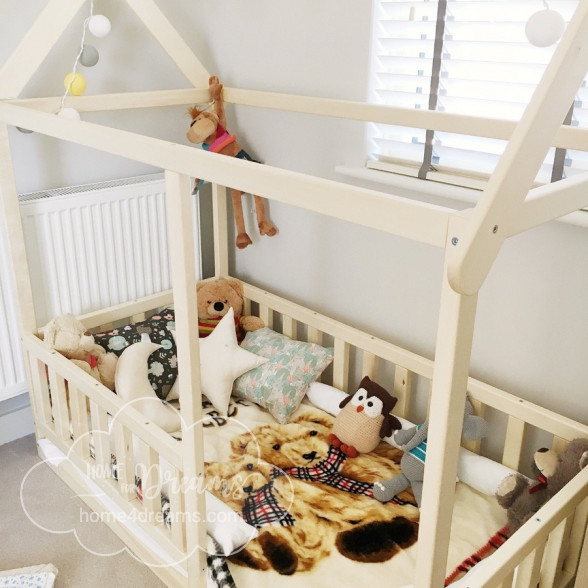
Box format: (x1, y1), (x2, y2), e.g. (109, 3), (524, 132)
(207, 536), (237, 588)
(282, 445), (411, 505)
(444, 525), (510, 585)
(242, 480), (296, 528)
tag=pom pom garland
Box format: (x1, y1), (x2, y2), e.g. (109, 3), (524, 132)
(57, 107), (81, 121)
(80, 44), (100, 67)
(63, 72), (87, 96)
(88, 14), (111, 38)
(525, 7), (565, 47)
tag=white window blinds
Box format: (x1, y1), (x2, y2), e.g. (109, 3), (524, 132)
(368, 0), (586, 187)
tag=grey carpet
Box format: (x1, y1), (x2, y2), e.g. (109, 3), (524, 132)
(0, 434), (165, 587)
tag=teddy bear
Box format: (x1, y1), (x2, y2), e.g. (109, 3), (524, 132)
(197, 277), (264, 342)
(495, 437), (588, 534)
(206, 409), (419, 574)
(187, 76), (277, 249)
(42, 313), (118, 390)
(372, 397), (488, 507)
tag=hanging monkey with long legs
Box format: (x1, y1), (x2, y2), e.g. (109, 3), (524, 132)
(187, 76), (277, 249)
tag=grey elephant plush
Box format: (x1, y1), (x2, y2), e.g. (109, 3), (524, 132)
(372, 397), (487, 507)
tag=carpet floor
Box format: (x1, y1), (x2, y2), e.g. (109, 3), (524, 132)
(0, 434), (165, 587)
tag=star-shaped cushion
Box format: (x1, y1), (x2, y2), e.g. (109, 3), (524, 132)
(199, 307), (267, 414)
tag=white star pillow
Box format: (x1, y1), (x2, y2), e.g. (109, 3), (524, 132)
(199, 307), (267, 414)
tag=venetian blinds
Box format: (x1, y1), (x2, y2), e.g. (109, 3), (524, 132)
(367, 0), (587, 188)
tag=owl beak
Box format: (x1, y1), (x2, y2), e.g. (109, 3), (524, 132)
(356, 406), (364, 413)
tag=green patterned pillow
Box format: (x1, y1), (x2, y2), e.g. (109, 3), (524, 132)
(233, 328), (334, 423)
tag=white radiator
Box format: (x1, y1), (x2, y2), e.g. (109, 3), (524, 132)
(0, 173), (201, 404)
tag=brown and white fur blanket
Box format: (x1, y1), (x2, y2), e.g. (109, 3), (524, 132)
(205, 409), (420, 575)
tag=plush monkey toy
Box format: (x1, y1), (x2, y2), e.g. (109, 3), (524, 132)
(187, 76), (277, 249)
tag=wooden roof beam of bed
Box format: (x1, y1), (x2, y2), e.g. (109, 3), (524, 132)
(7, 89), (588, 152)
(447, 1), (588, 297)
(0, 101), (453, 248)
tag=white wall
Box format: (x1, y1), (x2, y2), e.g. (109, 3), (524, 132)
(1, 0), (587, 436)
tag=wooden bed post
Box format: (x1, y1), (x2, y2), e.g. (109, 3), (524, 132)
(164, 171), (208, 586)
(414, 218), (479, 588)
(0, 124), (37, 333)
(212, 183), (230, 278)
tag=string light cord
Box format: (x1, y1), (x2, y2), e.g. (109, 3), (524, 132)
(60, 0), (95, 112)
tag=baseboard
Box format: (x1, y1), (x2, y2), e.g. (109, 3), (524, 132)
(0, 393), (35, 446)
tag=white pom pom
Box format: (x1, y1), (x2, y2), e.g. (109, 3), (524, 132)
(57, 107), (81, 120)
(88, 14), (111, 38)
(525, 9), (565, 47)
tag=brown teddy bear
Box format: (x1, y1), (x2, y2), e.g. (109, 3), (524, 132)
(496, 437), (588, 534)
(42, 313), (118, 390)
(205, 409), (419, 574)
(197, 277), (264, 341)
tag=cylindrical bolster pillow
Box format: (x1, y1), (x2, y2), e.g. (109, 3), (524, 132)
(306, 382), (519, 495)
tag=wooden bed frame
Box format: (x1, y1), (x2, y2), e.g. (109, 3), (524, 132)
(1, 1), (588, 586)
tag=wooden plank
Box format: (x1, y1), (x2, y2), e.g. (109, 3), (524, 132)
(0, 124), (37, 333)
(282, 316), (296, 339)
(448, 4), (588, 295)
(167, 466), (187, 552)
(76, 290), (173, 331)
(136, 438), (161, 523)
(6, 86), (588, 151)
(361, 351), (377, 380)
(0, 102), (453, 249)
(211, 184), (230, 278)
(514, 542), (546, 588)
(0, 0), (87, 97)
(125, 0), (209, 87)
(307, 326), (323, 346)
(68, 382), (90, 459)
(413, 247), (479, 588)
(332, 339), (350, 393)
(393, 366), (412, 420)
(28, 354), (52, 426)
(164, 171), (208, 584)
(502, 417), (526, 470)
(223, 86), (588, 150)
(542, 516), (574, 587)
(113, 421), (136, 502)
(511, 174), (588, 236)
(259, 304), (273, 329)
(574, 523), (588, 588)
(7, 88), (210, 112)
(89, 400), (111, 472)
(47, 367), (70, 443)
(565, 497), (588, 582)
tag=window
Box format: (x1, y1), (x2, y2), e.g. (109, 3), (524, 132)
(367, 0), (587, 188)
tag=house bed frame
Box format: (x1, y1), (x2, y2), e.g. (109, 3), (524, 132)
(1, 1), (588, 586)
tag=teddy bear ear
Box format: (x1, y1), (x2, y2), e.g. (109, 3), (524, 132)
(580, 451), (588, 470)
(226, 278), (244, 297)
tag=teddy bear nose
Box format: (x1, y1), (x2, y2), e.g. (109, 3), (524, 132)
(243, 485), (253, 494)
(537, 447), (549, 453)
(303, 451), (317, 462)
(213, 301), (225, 312)
(356, 405), (364, 413)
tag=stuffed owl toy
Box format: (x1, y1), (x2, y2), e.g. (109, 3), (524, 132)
(328, 376), (402, 457)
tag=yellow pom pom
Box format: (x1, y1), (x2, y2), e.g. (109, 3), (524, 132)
(63, 72), (87, 96)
